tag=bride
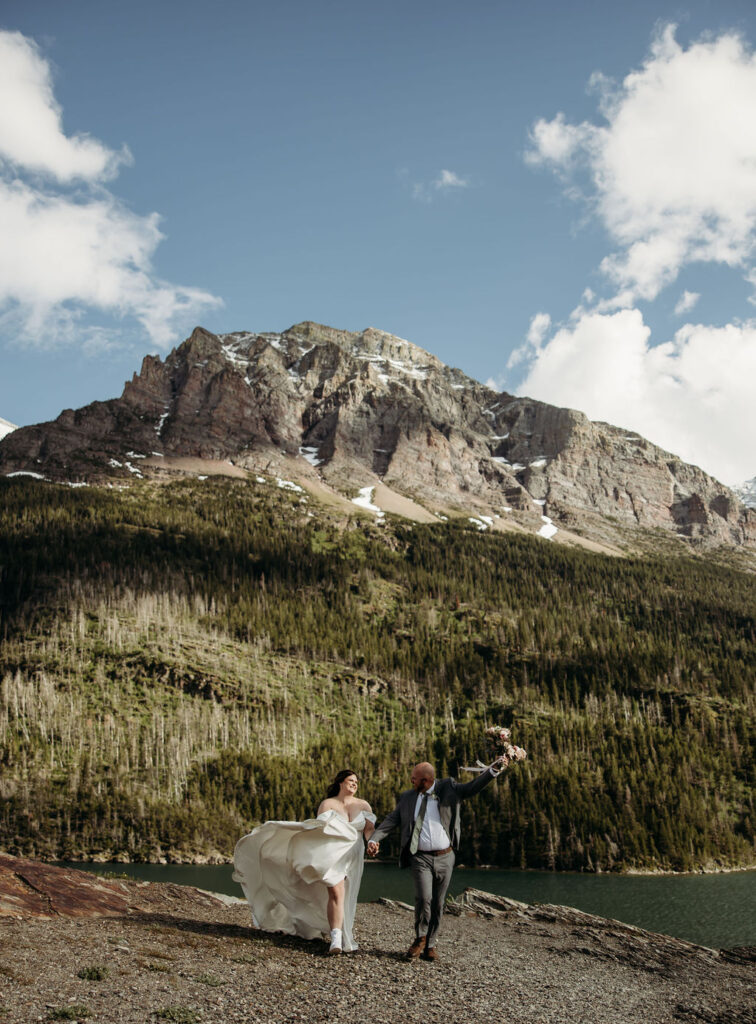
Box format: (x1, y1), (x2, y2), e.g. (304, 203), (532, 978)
(232, 769), (376, 954)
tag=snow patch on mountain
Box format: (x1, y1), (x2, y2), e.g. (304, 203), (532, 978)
(277, 478), (304, 493)
(300, 446), (324, 468)
(352, 486), (385, 519)
(538, 515), (558, 540)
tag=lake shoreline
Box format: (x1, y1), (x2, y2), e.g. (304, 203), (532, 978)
(459, 862), (756, 876)
(53, 853), (756, 877)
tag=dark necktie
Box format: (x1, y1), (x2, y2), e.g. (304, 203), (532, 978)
(409, 794), (429, 854)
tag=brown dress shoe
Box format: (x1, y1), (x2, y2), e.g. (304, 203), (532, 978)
(406, 936), (427, 959)
(421, 946), (438, 962)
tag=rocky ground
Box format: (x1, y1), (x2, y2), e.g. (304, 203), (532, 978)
(0, 858), (753, 1024)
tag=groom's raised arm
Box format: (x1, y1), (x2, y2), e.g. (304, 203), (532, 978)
(450, 755), (507, 800)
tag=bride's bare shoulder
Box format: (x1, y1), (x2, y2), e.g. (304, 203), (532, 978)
(356, 798), (372, 812)
(317, 797), (340, 814)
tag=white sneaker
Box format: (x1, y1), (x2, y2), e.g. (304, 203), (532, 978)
(328, 928), (343, 955)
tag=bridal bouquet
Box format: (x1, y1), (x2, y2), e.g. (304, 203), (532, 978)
(485, 725), (527, 767)
(462, 726), (527, 774)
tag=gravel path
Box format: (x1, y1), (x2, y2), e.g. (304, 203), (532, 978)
(1, 887), (753, 1024)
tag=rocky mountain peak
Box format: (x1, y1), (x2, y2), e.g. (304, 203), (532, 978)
(281, 321), (438, 366)
(1, 323), (754, 552)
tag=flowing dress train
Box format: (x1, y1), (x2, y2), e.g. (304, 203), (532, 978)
(232, 809), (376, 952)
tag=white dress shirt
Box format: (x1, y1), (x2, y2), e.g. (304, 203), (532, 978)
(414, 782), (451, 852)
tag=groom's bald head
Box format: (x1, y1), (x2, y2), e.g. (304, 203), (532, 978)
(411, 762), (435, 792)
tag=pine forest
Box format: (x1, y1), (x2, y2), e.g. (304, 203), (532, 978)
(0, 475), (754, 873)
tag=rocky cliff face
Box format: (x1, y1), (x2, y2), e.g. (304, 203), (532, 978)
(1, 322), (754, 548)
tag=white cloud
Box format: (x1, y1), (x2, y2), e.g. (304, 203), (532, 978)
(517, 26), (756, 485)
(507, 312), (552, 368)
(518, 308), (756, 485)
(526, 25), (756, 303)
(412, 168), (469, 202)
(434, 169), (468, 190)
(525, 113), (596, 170)
(0, 31), (129, 182)
(526, 311), (552, 347)
(0, 29), (220, 349)
(674, 290), (700, 316)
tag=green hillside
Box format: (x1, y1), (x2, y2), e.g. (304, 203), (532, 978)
(0, 475), (754, 872)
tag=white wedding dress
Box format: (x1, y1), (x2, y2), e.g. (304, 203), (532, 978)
(232, 809), (376, 952)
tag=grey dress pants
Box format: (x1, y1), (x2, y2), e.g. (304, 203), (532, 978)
(410, 850), (455, 949)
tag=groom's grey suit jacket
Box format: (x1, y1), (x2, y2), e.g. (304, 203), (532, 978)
(371, 767), (499, 867)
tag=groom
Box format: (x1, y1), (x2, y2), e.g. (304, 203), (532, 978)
(367, 756), (506, 961)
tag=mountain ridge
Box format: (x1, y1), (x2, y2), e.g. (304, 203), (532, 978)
(1, 321), (753, 550)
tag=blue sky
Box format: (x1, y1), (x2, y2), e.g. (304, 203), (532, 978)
(1, 0), (755, 483)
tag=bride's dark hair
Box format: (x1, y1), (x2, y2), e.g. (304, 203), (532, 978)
(326, 769), (357, 800)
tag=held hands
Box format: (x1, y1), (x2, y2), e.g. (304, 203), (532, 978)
(366, 840), (379, 857)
